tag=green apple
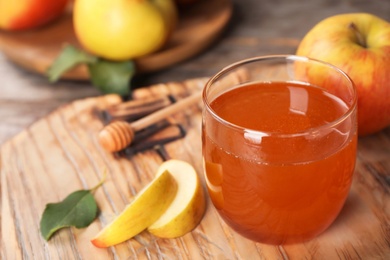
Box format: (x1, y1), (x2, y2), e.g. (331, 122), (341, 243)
(296, 13), (390, 136)
(147, 160), (206, 238)
(91, 170), (177, 248)
(73, 0), (178, 61)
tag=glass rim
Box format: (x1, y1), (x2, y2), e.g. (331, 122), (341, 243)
(203, 54), (358, 138)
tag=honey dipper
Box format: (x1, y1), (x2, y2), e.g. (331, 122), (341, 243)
(98, 91), (202, 152)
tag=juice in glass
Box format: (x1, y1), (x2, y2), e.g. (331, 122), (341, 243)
(202, 55), (357, 244)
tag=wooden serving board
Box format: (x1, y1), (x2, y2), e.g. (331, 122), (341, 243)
(0, 0), (232, 80)
(1, 78), (390, 259)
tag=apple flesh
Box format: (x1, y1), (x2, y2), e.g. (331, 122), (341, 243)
(0, 0), (69, 31)
(91, 170), (177, 248)
(147, 160), (206, 238)
(296, 13), (390, 136)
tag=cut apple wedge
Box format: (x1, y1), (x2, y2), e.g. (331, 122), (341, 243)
(91, 170), (177, 248)
(147, 159), (206, 238)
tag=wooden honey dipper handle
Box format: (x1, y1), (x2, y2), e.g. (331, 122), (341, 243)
(98, 91), (202, 152)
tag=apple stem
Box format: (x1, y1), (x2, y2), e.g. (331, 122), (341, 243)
(348, 22), (367, 48)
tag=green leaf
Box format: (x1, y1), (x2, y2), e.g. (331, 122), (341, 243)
(46, 44), (136, 95)
(88, 59), (136, 96)
(40, 190), (98, 241)
(46, 45), (98, 82)
(40, 171), (106, 241)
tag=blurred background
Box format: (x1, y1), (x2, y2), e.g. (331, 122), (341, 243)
(1, 0), (389, 144)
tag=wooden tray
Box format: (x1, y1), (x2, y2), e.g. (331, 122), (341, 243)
(0, 0), (232, 80)
(1, 77), (390, 259)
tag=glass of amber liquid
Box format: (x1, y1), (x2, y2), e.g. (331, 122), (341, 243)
(202, 55), (357, 244)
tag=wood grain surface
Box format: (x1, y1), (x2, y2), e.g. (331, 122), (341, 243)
(1, 77), (390, 259)
(0, 0), (232, 80)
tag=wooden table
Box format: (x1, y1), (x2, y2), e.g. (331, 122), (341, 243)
(1, 0), (390, 259)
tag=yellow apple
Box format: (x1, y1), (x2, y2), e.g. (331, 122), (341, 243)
(91, 170), (177, 248)
(296, 13), (390, 136)
(73, 0), (178, 61)
(147, 160), (206, 238)
(0, 0), (69, 31)
(154, 0), (178, 34)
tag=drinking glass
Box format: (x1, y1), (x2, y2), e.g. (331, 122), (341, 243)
(202, 55), (357, 244)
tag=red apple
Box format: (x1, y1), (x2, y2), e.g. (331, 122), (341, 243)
(296, 13), (390, 136)
(0, 0), (69, 31)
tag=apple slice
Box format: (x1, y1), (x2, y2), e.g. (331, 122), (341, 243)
(147, 159), (206, 238)
(91, 170), (177, 248)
